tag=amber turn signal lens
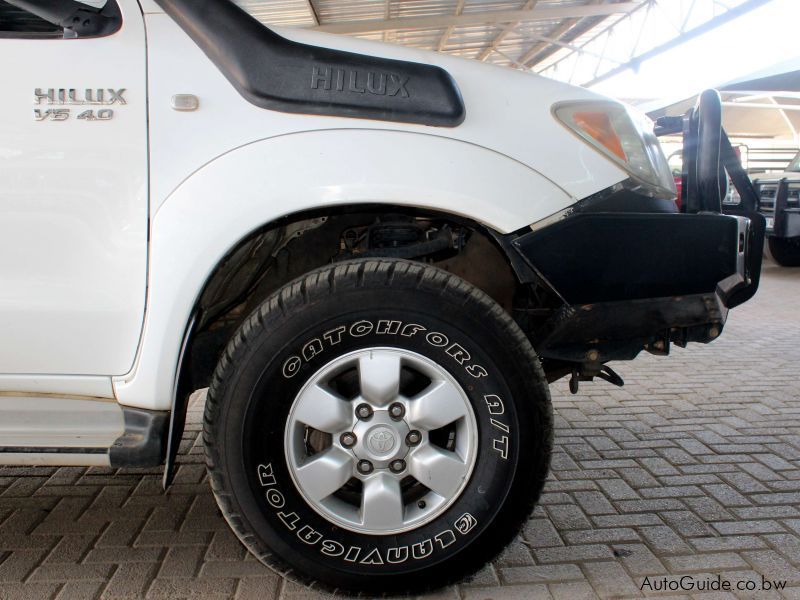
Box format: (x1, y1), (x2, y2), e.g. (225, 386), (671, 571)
(572, 111), (627, 162)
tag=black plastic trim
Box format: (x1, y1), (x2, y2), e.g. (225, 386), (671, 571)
(155, 0), (465, 127)
(163, 313), (197, 488)
(109, 407), (170, 468)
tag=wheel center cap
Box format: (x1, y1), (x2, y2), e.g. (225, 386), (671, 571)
(367, 427), (397, 455)
(350, 409), (410, 467)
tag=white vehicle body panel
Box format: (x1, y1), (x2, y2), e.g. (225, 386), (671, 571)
(112, 8), (628, 411)
(114, 130), (573, 409)
(778, 172), (800, 182)
(0, 0), (148, 376)
(1, 0), (631, 418)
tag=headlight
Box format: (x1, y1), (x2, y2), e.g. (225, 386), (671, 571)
(554, 101), (676, 197)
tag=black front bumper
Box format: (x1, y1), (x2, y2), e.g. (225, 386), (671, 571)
(514, 212), (748, 305)
(503, 89), (767, 372)
(510, 208), (763, 365)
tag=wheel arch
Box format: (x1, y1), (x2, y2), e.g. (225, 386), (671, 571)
(110, 130), (572, 483)
(160, 203), (533, 486)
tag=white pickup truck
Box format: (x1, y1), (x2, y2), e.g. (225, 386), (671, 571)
(0, 0), (765, 593)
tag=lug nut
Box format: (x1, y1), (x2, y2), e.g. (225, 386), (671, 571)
(356, 403), (373, 420)
(406, 430), (422, 446)
(357, 460), (374, 475)
(340, 432), (356, 448)
(389, 402), (405, 420)
(389, 459), (406, 473)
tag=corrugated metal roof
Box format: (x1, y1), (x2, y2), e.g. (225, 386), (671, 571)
(232, 0), (643, 70)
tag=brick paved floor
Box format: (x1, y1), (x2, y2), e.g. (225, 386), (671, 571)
(1, 260), (799, 599)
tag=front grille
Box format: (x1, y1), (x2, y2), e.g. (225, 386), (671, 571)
(759, 186), (777, 212)
(788, 186), (800, 207)
(758, 183), (800, 212)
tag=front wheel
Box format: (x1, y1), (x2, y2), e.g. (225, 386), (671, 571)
(203, 259), (552, 594)
(768, 236), (800, 267)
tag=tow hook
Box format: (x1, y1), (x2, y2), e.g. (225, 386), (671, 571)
(569, 364), (625, 394)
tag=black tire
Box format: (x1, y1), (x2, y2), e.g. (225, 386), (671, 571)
(203, 259), (552, 595)
(768, 236), (800, 267)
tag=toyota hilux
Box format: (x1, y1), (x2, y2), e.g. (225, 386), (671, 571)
(0, 0), (765, 593)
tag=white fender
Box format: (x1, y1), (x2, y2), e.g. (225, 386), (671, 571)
(113, 129), (572, 409)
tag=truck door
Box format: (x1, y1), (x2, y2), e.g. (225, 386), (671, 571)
(0, 0), (147, 376)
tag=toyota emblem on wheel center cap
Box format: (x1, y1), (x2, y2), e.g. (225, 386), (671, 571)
(368, 427), (397, 455)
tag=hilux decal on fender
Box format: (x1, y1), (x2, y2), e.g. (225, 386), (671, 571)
(256, 463), (478, 566)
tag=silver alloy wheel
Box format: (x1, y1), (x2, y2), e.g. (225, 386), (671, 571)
(285, 347), (478, 535)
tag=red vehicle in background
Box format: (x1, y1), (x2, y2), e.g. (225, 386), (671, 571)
(668, 150), (685, 210)
(669, 148), (743, 212)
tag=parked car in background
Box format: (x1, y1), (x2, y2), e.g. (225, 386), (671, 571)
(756, 150), (800, 266)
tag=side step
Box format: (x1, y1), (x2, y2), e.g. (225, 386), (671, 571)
(0, 396), (168, 467)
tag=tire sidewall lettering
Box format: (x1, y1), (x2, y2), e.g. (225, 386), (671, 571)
(256, 461), (480, 567)
(281, 319), (492, 382)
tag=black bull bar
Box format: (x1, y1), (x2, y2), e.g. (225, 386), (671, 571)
(655, 89), (766, 309)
